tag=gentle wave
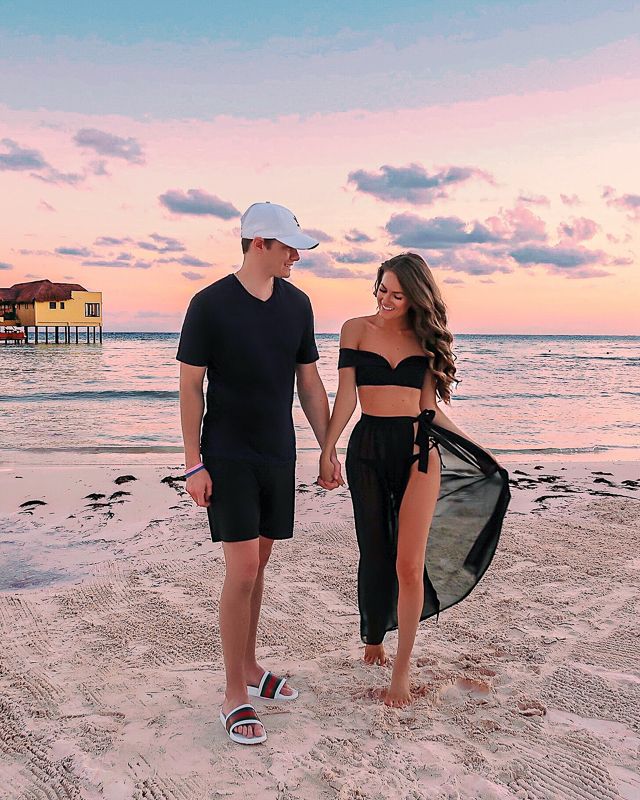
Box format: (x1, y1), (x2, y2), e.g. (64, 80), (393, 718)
(451, 393), (587, 400)
(0, 445), (183, 454)
(2, 443), (638, 457)
(0, 390), (179, 403)
(491, 445), (636, 455)
(538, 354), (640, 362)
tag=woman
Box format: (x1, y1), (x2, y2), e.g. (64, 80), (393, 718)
(319, 253), (510, 707)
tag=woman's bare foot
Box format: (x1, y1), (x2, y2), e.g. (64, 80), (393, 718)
(383, 672), (412, 707)
(364, 643), (387, 665)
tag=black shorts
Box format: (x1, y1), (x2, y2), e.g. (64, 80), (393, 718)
(203, 458), (295, 543)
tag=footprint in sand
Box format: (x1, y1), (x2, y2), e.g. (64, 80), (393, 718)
(439, 675), (493, 704)
(455, 676), (492, 697)
(517, 698), (547, 716)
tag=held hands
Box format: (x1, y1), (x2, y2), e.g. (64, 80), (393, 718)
(317, 450), (345, 491)
(186, 469), (213, 507)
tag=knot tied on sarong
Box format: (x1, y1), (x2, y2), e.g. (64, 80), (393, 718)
(414, 408), (436, 473)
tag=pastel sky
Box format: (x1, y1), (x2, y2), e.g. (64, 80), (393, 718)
(1, 1), (638, 333)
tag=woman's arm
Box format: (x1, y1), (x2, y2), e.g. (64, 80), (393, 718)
(420, 372), (476, 441)
(421, 372), (498, 458)
(319, 320), (360, 484)
(321, 370), (357, 457)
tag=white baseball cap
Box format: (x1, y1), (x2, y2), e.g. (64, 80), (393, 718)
(240, 202), (319, 250)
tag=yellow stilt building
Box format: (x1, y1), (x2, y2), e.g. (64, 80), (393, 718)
(0, 279), (103, 344)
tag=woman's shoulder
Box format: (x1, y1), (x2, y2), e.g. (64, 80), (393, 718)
(340, 315), (378, 335)
(340, 316), (375, 348)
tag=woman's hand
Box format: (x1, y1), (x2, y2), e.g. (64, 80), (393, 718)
(186, 469), (212, 507)
(317, 451), (344, 490)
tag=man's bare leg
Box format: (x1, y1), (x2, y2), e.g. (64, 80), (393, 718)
(244, 536), (295, 697)
(220, 539), (264, 739)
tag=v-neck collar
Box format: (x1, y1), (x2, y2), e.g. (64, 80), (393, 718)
(232, 273), (277, 304)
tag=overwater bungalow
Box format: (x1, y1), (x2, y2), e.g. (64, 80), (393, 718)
(0, 279), (103, 344)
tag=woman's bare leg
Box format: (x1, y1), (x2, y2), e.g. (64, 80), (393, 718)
(385, 448), (440, 707)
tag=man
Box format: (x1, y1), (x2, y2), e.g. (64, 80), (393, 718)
(177, 202), (342, 745)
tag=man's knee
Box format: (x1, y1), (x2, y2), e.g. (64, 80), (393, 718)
(258, 537), (274, 571)
(224, 544), (261, 587)
(227, 562), (259, 589)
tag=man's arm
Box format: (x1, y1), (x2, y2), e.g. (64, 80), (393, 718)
(179, 363), (212, 506)
(296, 361), (330, 447)
(296, 362), (343, 487)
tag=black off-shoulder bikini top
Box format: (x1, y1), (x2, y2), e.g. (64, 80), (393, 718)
(338, 347), (429, 389)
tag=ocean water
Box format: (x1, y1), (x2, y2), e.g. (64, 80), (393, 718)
(0, 332), (638, 465)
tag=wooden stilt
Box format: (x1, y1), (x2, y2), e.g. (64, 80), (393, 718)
(45, 327), (49, 344)
(86, 326), (90, 343)
(99, 325), (102, 343)
(75, 326), (78, 344)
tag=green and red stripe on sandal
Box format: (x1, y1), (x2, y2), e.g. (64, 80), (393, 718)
(248, 670), (299, 701)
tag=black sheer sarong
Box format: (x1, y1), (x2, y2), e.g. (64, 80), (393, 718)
(345, 411), (510, 645)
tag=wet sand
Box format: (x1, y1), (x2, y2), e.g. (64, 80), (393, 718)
(0, 456), (639, 799)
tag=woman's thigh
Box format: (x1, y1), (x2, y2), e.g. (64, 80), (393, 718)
(396, 447), (441, 571)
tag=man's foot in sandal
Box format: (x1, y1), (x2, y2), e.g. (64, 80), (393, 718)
(220, 702), (267, 745)
(246, 668), (298, 701)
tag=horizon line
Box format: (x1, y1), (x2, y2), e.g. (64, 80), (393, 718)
(102, 330), (640, 337)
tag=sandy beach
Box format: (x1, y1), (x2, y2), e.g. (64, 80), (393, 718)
(1, 455), (639, 800)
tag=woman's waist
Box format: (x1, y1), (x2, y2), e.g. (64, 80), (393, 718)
(357, 385), (423, 416)
(358, 408), (436, 425)
(359, 413), (418, 426)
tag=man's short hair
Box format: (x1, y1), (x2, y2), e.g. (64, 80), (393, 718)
(241, 237), (276, 255)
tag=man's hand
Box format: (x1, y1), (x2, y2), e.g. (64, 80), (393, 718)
(186, 469), (212, 507)
(317, 452), (345, 491)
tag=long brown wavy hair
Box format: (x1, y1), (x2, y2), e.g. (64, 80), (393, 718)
(374, 253), (457, 402)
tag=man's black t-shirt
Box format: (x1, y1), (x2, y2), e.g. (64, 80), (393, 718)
(177, 274), (318, 463)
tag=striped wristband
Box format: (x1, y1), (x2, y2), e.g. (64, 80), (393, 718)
(184, 462), (205, 479)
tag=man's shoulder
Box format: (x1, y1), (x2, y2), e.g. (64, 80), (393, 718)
(277, 278), (312, 306)
(190, 274), (234, 305)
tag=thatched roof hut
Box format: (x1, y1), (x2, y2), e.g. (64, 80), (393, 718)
(0, 279), (88, 303)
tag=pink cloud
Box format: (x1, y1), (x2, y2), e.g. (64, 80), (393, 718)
(558, 217), (599, 241)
